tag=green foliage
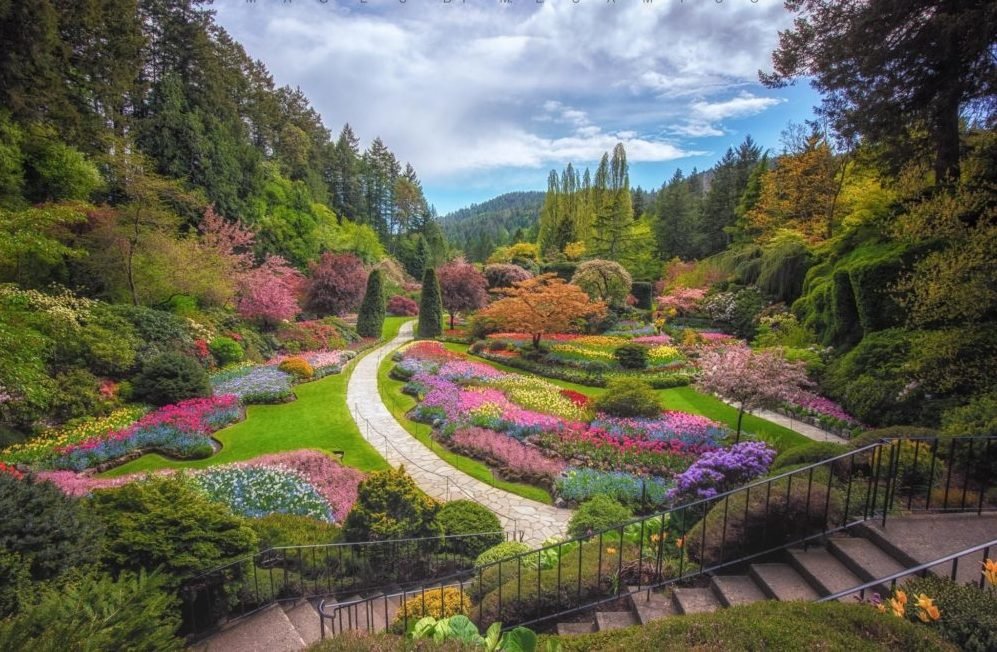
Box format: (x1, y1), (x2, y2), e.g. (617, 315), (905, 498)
(540, 261), (577, 282)
(570, 260), (633, 307)
(771, 442), (849, 472)
(567, 495), (633, 538)
(630, 281), (653, 309)
(417, 268), (443, 339)
(942, 392), (997, 436)
(131, 352), (211, 406)
(0, 552), (30, 618)
(592, 378), (661, 418)
(343, 467), (442, 542)
(848, 426), (942, 449)
(434, 500), (503, 559)
(357, 268), (386, 338)
(248, 513), (340, 550)
(0, 570), (181, 652)
(613, 343), (649, 370)
(208, 336), (244, 366)
(757, 235), (812, 304)
(475, 541), (531, 567)
(51, 368), (110, 422)
(107, 305), (193, 360)
(89, 475), (258, 588)
(901, 576), (997, 652)
(409, 616), (543, 652)
(0, 474), (101, 583)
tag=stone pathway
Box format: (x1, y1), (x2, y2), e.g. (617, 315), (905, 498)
(347, 321), (572, 546)
(716, 398), (850, 444)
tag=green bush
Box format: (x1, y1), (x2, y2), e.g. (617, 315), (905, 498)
(757, 237), (812, 304)
(208, 337), (244, 366)
(0, 570), (181, 652)
(772, 442), (849, 472)
(613, 343), (649, 370)
(107, 304), (192, 358)
(249, 513), (340, 550)
(131, 353), (210, 406)
(89, 476), (257, 589)
(51, 368), (110, 422)
(592, 378), (661, 418)
(568, 495), (633, 538)
(434, 500), (503, 559)
(849, 426), (942, 449)
(475, 541), (530, 567)
(0, 551), (31, 618)
(901, 575), (997, 652)
(343, 467), (442, 542)
(417, 268), (443, 339)
(357, 269), (386, 339)
(631, 282), (653, 310)
(0, 474), (101, 583)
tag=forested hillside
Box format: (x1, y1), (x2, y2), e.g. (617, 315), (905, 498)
(441, 191), (544, 261)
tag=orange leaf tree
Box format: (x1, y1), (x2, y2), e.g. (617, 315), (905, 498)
(478, 274), (606, 348)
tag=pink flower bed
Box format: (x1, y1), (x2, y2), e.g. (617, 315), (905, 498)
(268, 350), (350, 369)
(485, 332), (580, 342)
(633, 334), (673, 345)
(791, 392), (860, 425)
(450, 427), (566, 480)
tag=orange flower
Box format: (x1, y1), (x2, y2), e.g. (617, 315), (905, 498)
(894, 590), (908, 606)
(650, 533), (662, 543)
(675, 537), (684, 549)
(983, 559), (997, 586)
(915, 594), (941, 622)
(605, 547), (618, 555)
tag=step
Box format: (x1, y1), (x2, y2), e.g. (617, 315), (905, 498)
(595, 610), (638, 631)
(827, 537), (906, 596)
(709, 575), (766, 608)
(749, 563), (820, 602)
(191, 603), (305, 652)
(556, 621), (596, 636)
(629, 588), (676, 624)
(672, 588), (721, 615)
(282, 601), (322, 646)
(787, 548), (865, 599)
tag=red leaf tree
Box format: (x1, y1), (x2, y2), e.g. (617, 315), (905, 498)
(236, 255), (304, 326)
(304, 252), (368, 317)
(437, 258), (489, 329)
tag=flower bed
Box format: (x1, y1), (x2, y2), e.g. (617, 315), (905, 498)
(0, 406), (147, 467)
(190, 464), (333, 521)
(52, 395), (242, 471)
(211, 365), (295, 403)
(781, 392), (863, 437)
(268, 349), (355, 379)
(535, 423), (703, 477)
(450, 427), (566, 486)
(555, 468), (670, 507)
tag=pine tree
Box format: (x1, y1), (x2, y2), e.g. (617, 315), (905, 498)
(417, 267), (443, 338)
(356, 268), (385, 338)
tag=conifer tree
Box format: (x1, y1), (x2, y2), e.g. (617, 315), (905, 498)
(356, 268), (385, 338)
(417, 267), (443, 338)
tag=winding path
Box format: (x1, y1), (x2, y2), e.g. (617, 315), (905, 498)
(347, 321), (572, 546)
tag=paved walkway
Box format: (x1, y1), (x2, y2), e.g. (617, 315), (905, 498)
(718, 399), (850, 444)
(347, 321), (572, 546)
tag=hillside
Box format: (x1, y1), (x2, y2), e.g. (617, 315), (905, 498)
(441, 191), (544, 260)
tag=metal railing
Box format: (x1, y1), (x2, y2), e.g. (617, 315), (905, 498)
(317, 435), (995, 636)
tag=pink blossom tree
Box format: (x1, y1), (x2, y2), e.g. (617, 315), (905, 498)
(237, 255), (304, 326)
(657, 287), (706, 317)
(437, 257), (489, 329)
(697, 343), (810, 442)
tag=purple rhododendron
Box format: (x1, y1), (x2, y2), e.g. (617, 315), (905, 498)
(667, 441), (776, 504)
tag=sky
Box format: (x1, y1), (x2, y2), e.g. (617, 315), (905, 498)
(214, 0), (822, 215)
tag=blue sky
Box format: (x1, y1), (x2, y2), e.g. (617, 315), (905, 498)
(214, 0), (821, 214)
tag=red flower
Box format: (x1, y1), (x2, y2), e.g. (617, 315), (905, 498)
(0, 462), (23, 480)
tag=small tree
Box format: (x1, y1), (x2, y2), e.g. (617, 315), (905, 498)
(571, 259), (633, 307)
(356, 269), (385, 338)
(483, 263), (532, 290)
(304, 252), (367, 317)
(437, 258), (489, 330)
(417, 268), (444, 339)
(477, 274), (606, 349)
(236, 255), (303, 327)
(698, 343), (810, 442)
(343, 467), (441, 542)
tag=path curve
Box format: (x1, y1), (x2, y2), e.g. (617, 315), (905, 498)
(717, 399), (850, 444)
(347, 321), (571, 546)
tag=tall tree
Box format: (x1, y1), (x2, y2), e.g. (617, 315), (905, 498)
(437, 257), (488, 330)
(653, 169), (699, 260)
(761, 0), (996, 184)
(356, 268), (385, 338)
(417, 267), (443, 338)
(697, 137), (762, 256)
(590, 144), (640, 262)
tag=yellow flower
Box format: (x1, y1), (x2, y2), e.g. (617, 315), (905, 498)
(983, 559), (997, 586)
(914, 594), (941, 622)
(894, 589), (908, 606)
(875, 602), (886, 614)
(605, 547), (617, 555)
(650, 533), (661, 543)
(888, 597), (905, 618)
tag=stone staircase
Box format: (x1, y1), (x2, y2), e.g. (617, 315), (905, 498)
(555, 512), (997, 636)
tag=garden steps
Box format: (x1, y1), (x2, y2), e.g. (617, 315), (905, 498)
(629, 587), (677, 624)
(671, 587), (722, 614)
(282, 600), (323, 645)
(709, 574), (766, 607)
(827, 536), (907, 596)
(556, 621), (596, 636)
(749, 563), (820, 601)
(786, 548), (864, 600)
(190, 602), (306, 652)
(595, 610), (639, 631)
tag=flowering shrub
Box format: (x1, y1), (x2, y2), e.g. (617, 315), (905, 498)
(190, 464), (333, 521)
(387, 295), (419, 316)
(278, 357), (315, 380)
(555, 468), (670, 507)
(667, 441), (776, 504)
(0, 407), (147, 466)
(783, 392), (862, 433)
(211, 365), (294, 403)
(269, 350), (352, 378)
(450, 427), (565, 483)
(591, 413), (727, 448)
(275, 320), (347, 353)
(536, 424), (699, 476)
(393, 588), (471, 628)
(52, 395), (242, 471)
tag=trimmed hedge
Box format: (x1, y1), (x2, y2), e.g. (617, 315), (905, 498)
(356, 269), (386, 339)
(434, 500), (503, 559)
(417, 268), (443, 339)
(567, 495), (633, 538)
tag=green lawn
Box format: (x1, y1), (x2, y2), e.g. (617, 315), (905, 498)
(444, 342), (809, 452)
(101, 318), (413, 478)
(376, 350), (554, 505)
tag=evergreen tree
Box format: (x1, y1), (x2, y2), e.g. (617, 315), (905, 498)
(590, 144), (640, 262)
(356, 268), (385, 338)
(653, 169), (699, 260)
(697, 137), (761, 256)
(417, 267), (443, 338)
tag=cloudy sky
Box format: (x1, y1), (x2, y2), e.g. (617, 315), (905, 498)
(214, 0), (820, 214)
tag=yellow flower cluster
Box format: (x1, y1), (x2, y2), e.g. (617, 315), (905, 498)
(574, 336), (629, 348)
(983, 558), (997, 586)
(491, 375), (589, 421)
(647, 345), (681, 362)
(0, 406), (147, 465)
(551, 344), (615, 360)
(914, 593), (941, 623)
(394, 587), (471, 626)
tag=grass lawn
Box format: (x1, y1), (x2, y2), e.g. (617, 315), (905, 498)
(445, 342), (808, 452)
(101, 318), (413, 478)
(377, 349), (553, 505)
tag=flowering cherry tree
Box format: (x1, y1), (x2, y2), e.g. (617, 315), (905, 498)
(237, 255), (304, 326)
(697, 343), (810, 441)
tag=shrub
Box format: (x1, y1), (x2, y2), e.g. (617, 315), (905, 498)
(249, 513), (340, 550)
(475, 541), (530, 567)
(592, 378), (661, 418)
(392, 588), (471, 631)
(387, 295), (419, 316)
(613, 343), (649, 370)
(305, 252), (367, 317)
(771, 442), (849, 472)
(417, 268), (444, 339)
(849, 426), (942, 449)
(51, 368), (110, 422)
(357, 269), (386, 338)
(89, 475), (258, 589)
(0, 474), (101, 583)
(208, 337), (244, 366)
(571, 260), (632, 307)
(131, 353), (211, 406)
(631, 281), (654, 310)
(434, 500), (503, 559)
(668, 441), (776, 504)
(484, 263), (532, 290)
(278, 357), (315, 380)
(685, 469), (844, 567)
(901, 575), (997, 652)
(343, 467), (442, 542)
(568, 495), (633, 538)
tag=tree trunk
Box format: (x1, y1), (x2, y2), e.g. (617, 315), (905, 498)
(532, 333), (541, 349)
(934, 95), (961, 187)
(449, 312), (455, 330)
(735, 406), (745, 444)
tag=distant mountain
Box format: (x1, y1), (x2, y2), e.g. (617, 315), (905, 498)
(441, 191), (544, 261)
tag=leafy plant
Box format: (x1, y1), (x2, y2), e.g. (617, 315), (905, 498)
(343, 467), (442, 542)
(278, 356), (315, 380)
(568, 495), (633, 538)
(435, 500), (504, 559)
(208, 336), (244, 366)
(613, 343), (649, 370)
(592, 378), (661, 418)
(409, 615), (551, 652)
(132, 352), (211, 406)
